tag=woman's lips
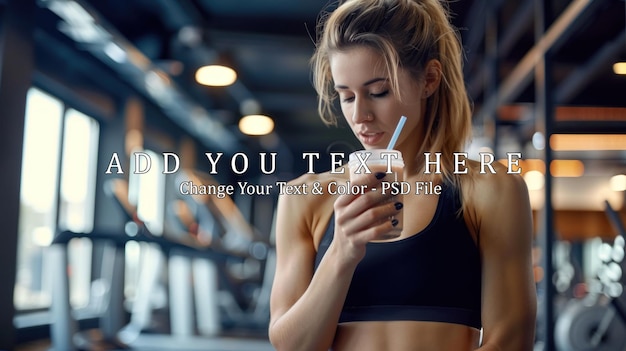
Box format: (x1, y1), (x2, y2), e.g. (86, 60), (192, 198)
(358, 131), (385, 146)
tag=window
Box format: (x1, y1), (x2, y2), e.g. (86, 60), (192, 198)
(59, 109), (100, 309)
(128, 149), (165, 236)
(59, 109), (99, 234)
(15, 88), (63, 310)
(15, 88), (100, 311)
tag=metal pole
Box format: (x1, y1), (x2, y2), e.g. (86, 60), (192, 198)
(535, 0), (556, 349)
(484, 1), (500, 156)
(475, 0), (605, 123)
(0, 0), (34, 349)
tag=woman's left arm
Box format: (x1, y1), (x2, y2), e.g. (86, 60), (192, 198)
(473, 170), (537, 351)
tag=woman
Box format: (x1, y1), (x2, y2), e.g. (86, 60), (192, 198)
(268, 0), (537, 350)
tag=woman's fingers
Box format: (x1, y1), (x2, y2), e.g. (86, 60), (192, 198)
(332, 171), (403, 245)
(340, 199), (401, 238)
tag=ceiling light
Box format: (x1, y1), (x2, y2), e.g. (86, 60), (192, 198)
(610, 174), (626, 192)
(195, 65), (237, 87)
(550, 160), (584, 177)
(239, 115), (274, 136)
(510, 159), (583, 177)
(613, 62), (626, 75)
(523, 170), (545, 191)
(550, 134), (626, 151)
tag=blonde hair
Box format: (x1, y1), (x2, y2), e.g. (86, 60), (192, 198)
(311, 0), (473, 185)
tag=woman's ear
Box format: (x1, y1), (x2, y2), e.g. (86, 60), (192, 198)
(422, 59), (442, 98)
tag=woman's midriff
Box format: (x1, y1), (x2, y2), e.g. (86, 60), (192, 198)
(332, 320), (481, 351)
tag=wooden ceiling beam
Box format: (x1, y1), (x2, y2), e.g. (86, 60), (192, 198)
(496, 105), (626, 122)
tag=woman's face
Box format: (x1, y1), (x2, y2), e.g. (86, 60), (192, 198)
(329, 46), (427, 152)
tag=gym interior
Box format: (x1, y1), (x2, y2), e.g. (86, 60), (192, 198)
(0, 0), (625, 350)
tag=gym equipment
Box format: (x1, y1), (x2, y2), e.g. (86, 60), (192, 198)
(49, 175), (275, 351)
(535, 239), (586, 346)
(553, 200), (626, 351)
(555, 297), (626, 351)
(173, 169), (274, 329)
(175, 169), (269, 259)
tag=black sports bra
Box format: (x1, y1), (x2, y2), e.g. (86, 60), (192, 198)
(314, 184), (482, 329)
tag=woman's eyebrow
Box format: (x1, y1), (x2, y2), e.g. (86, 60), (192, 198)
(334, 77), (387, 90)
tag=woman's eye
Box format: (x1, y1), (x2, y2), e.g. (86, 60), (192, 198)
(371, 90), (389, 98)
(342, 96), (355, 103)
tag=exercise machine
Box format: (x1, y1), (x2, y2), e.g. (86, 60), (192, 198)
(554, 200), (626, 351)
(49, 176), (275, 351)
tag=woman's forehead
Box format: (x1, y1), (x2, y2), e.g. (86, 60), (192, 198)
(329, 46), (418, 90)
(329, 47), (388, 81)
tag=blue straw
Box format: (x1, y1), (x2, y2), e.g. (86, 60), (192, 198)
(386, 115), (407, 149)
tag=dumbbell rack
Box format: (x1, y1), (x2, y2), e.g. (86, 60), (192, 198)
(552, 201), (626, 351)
(600, 200), (626, 324)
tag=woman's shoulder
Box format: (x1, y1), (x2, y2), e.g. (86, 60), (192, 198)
(463, 158), (527, 194)
(276, 167), (347, 234)
(462, 158), (531, 228)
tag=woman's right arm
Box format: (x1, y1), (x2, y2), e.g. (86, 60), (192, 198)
(268, 185), (353, 351)
(268, 175), (398, 351)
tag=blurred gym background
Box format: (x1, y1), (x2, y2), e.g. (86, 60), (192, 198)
(1, 0), (626, 350)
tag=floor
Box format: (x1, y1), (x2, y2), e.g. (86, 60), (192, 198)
(14, 329), (275, 351)
(15, 330), (119, 351)
(14, 340), (52, 351)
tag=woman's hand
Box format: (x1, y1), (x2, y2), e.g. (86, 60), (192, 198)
(331, 172), (402, 265)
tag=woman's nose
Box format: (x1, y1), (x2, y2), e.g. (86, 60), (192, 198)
(351, 99), (372, 123)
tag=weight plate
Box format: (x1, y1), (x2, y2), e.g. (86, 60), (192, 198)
(555, 300), (626, 351)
